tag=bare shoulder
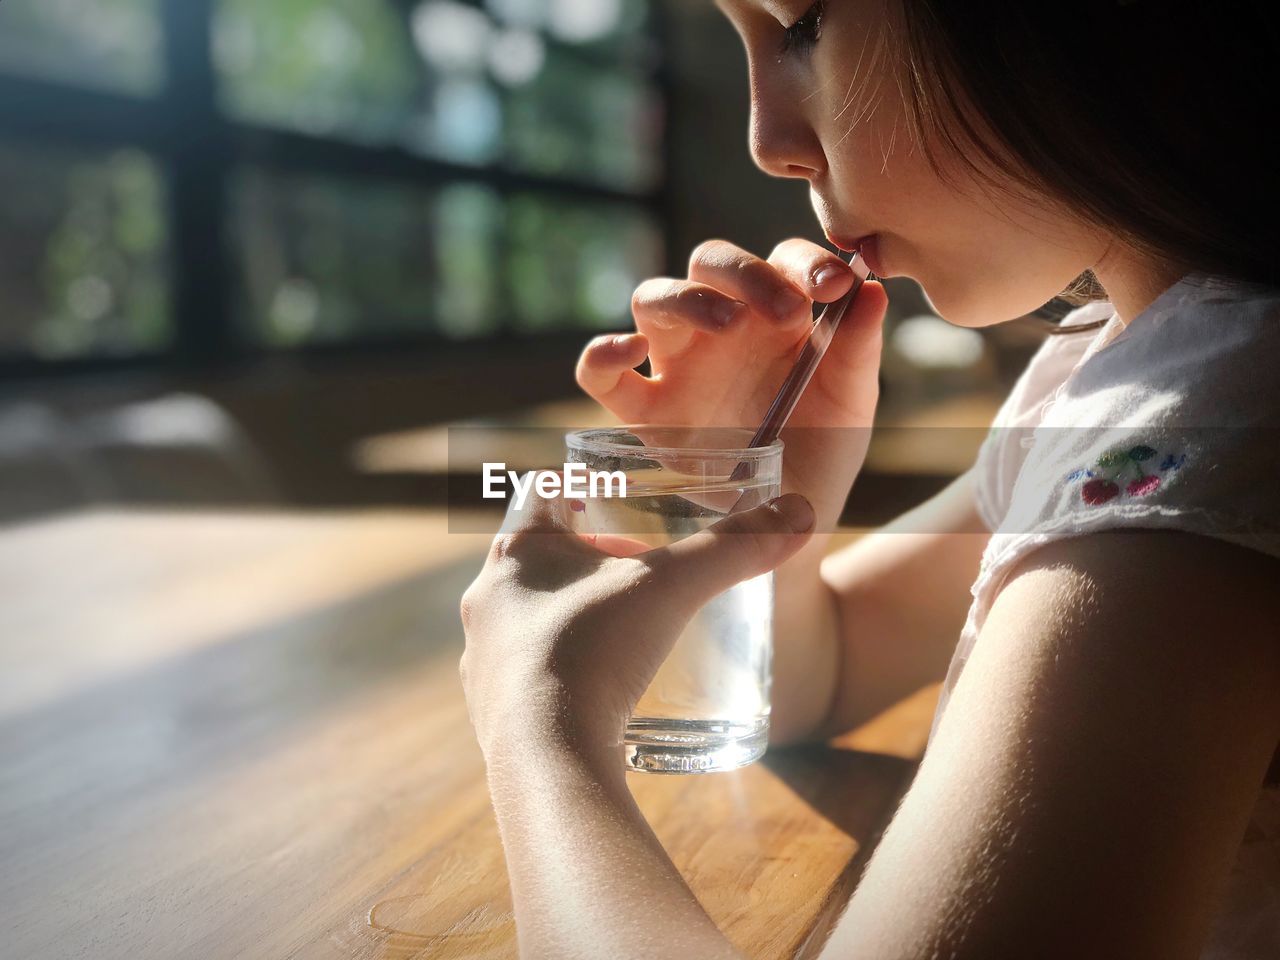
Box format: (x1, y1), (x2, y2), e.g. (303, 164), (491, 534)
(988, 530), (1280, 727)
(821, 529), (1280, 960)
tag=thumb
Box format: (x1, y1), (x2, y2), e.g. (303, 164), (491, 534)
(812, 279), (887, 423)
(644, 493), (815, 606)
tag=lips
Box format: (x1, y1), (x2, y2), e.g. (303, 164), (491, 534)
(824, 228), (859, 252)
(854, 235), (882, 276)
(824, 229), (882, 275)
(824, 228), (871, 253)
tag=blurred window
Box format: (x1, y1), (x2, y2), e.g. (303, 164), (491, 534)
(0, 144), (170, 360)
(505, 51), (662, 192)
(212, 0), (663, 347)
(212, 0), (661, 188)
(213, 0), (423, 147)
(0, 0), (666, 370)
(508, 193), (662, 332)
(432, 182), (507, 339)
(232, 171), (662, 344)
(0, 0), (164, 97)
(232, 168), (450, 346)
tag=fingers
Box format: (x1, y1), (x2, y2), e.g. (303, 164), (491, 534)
(766, 238), (857, 303)
(575, 332), (653, 418)
(586, 533), (653, 558)
(687, 239), (814, 328)
(640, 493), (816, 609)
(619, 239), (851, 362)
(812, 278), (889, 420)
(630, 276), (749, 357)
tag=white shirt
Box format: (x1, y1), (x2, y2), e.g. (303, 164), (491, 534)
(929, 273), (1280, 957)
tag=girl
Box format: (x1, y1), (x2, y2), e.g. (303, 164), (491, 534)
(459, 1), (1280, 956)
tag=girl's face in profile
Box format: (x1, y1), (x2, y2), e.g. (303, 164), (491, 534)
(715, 0), (1112, 327)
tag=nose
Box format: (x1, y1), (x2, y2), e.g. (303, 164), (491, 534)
(746, 65), (825, 180)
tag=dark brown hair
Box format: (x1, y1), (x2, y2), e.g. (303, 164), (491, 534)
(885, 1), (1279, 333)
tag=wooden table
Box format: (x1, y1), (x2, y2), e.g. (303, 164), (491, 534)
(0, 508), (938, 959)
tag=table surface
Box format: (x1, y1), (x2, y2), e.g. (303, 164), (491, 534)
(0, 508), (938, 960)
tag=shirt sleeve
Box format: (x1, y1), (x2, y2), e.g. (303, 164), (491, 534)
(971, 316), (1109, 534)
(985, 285), (1280, 578)
(996, 422), (1280, 560)
(972, 431), (1008, 534)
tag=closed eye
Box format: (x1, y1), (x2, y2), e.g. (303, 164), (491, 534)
(780, 0), (824, 56)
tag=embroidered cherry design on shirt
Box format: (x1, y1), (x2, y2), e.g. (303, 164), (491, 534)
(1082, 478), (1120, 504)
(1121, 445), (1161, 497)
(1126, 475), (1161, 497)
(1065, 443), (1182, 505)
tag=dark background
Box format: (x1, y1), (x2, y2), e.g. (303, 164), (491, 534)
(0, 0), (1047, 522)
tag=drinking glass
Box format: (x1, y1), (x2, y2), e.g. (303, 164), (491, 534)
(563, 425), (783, 774)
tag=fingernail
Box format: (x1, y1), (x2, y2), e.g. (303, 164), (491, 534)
(773, 288), (807, 323)
(713, 299), (747, 327)
(811, 263), (848, 287)
(611, 333), (636, 348)
(766, 494), (814, 533)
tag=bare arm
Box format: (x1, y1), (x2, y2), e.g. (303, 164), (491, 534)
(771, 466), (990, 744)
(819, 529), (1280, 959)
(481, 527), (1280, 960)
(486, 746), (745, 960)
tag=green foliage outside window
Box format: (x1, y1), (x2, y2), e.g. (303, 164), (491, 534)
(232, 168), (437, 346)
(213, 0), (422, 145)
(0, 145), (169, 359)
(0, 0), (665, 361)
(506, 54), (662, 192)
(508, 193), (662, 332)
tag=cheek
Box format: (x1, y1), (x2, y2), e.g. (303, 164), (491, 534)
(811, 3), (902, 182)
(912, 178), (1102, 324)
(810, 28), (1097, 321)
(819, 91), (912, 235)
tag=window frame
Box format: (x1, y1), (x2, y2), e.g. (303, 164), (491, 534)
(0, 0), (673, 380)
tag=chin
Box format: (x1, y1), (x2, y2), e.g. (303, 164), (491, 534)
(917, 272), (1063, 329)
(915, 281), (1004, 329)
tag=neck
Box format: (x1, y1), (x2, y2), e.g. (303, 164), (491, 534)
(1090, 241), (1188, 326)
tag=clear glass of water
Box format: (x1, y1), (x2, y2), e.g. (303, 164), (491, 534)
(563, 425), (783, 774)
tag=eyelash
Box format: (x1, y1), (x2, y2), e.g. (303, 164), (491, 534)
(779, 1), (824, 56)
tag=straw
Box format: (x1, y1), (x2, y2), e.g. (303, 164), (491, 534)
(725, 249), (873, 515)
